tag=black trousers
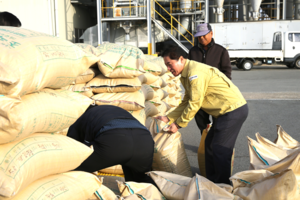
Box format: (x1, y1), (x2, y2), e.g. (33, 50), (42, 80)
(205, 104), (248, 184)
(68, 128), (155, 184)
(195, 109), (211, 134)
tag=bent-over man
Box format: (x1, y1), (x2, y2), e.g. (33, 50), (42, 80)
(157, 46), (248, 184)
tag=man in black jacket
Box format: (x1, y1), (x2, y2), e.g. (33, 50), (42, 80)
(188, 23), (232, 133)
(67, 105), (154, 184)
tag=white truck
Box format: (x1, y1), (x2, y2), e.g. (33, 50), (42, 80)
(212, 21), (300, 70)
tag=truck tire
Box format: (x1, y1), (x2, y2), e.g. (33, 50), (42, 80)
(294, 57), (300, 69)
(242, 60), (253, 71)
(236, 64), (243, 69)
(286, 64), (294, 68)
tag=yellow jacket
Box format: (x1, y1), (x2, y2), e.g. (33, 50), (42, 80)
(167, 59), (247, 128)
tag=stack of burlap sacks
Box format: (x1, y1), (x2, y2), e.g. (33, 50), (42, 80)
(1, 27), (298, 200)
(128, 125), (300, 200)
(240, 125), (300, 200)
(0, 27), (194, 200)
(0, 27), (103, 199)
(70, 43), (194, 198)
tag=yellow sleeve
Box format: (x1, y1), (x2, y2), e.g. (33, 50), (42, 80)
(167, 91), (189, 124)
(174, 71), (209, 128)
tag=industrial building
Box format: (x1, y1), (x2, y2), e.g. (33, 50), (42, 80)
(1, 0), (299, 54)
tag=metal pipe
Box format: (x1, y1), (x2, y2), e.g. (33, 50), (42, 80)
(286, 0), (293, 19)
(238, 0), (248, 21)
(144, 0), (146, 16)
(277, 0), (280, 19)
(178, 15), (180, 40)
(247, 0), (253, 20)
(205, 0), (209, 22)
(54, 0), (59, 37)
(180, 0), (192, 11)
(48, 0), (54, 35)
(250, 0), (261, 21)
(97, 0), (103, 46)
(283, 0), (286, 19)
(295, 0), (300, 19)
(179, 17), (190, 35)
(228, 0), (231, 21)
(209, 0), (215, 23)
(150, 0), (155, 54)
(210, 2), (277, 7)
(178, 0), (191, 36)
(215, 0), (225, 22)
(102, 17), (147, 21)
(152, 23), (156, 54)
(147, 0), (152, 54)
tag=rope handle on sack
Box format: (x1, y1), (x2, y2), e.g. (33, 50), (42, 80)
(120, 183), (133, 197)
(120, 186), (127, 197)
(162, 120), (173, 132)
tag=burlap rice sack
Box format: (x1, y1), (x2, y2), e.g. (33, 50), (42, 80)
(274, 125), (300, 149)
(147, 171), (191, 200)
(0, 27), (99, 97)
(96, 43), (121, 54)
(143, 61), (162, 76)
(61, 83), (94, 97)
(117, 181), (165, 200)
(0, 134), (93, 197)
(155, 101), (171, 116)
(141, 84), (155, 101)
(184, 174), (241, 200)
(138, 72), (159, 85)
(75, 67), (100, 84)
(144, 101), (159, 118)
(129, 109), (146, 125)
(92, 89), (145, 111)
(76, 43), (102, 57)
(93, 184), (118, 200)
(87, 74), (141, 93)
(99, 165), (123, 175)
(144, 55), (167, 76)
(149, 77), (166, 91)
(152, 120), (192, 177)
(248, 131), (300, 186)
(98, 44), (145, 78)
(4, 171), (102, 200)
(0, 89), (92, 144)
(230, 169), (299, 200)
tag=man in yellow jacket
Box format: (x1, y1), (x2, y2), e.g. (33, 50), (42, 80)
(157, 46), (248, 184)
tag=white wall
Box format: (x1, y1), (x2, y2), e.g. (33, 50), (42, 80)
(0, 0), (52, 34)
(0, 0), (96, 42)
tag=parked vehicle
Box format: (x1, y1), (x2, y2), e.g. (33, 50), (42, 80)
(212, 21), (300, 70)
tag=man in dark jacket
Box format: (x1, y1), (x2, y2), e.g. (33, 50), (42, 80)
(188, 23), (232, 133)
(67, 105), (154, 184)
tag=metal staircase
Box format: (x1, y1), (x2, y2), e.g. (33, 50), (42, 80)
(152, 17), (189, 53)
(151, 0), (198, 53)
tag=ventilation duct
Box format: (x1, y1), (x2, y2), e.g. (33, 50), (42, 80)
(250, 0), (262, 20)
(214, 0), (225, 22)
